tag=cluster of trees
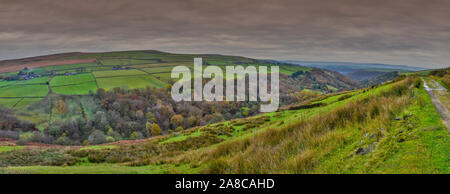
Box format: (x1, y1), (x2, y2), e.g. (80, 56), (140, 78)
(0, 107), (37, 140)
(2, 86), (262, 145)
(95, 87), (260, 135)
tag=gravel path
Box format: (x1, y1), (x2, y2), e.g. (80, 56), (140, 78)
(422, 78), (450, 131)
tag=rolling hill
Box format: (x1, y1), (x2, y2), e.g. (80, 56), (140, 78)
(0, 50), (360, 145)
(0, 51), (447, 174)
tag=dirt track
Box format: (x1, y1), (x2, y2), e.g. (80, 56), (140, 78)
(422, 78), (450, 131)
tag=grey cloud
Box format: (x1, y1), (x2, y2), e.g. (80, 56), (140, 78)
(0, 0), (449, 68)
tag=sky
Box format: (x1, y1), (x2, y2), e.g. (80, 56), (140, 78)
(0, 0), (449, 68)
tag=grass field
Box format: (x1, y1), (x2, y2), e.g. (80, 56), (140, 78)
(50, 73), (95, 86)
(0, 85), (48, 97)
(52, 82), (98, 95)
(0, 98), (21, 108)
(92, 69), (147, 78)
(0, 76), (49, 87)
(96, 75), (166, 90)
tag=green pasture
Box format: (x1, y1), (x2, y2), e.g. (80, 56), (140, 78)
(0, 76), (49, 88)
(0, 98), (21, 108)
(0, 85), (48, 97)
(92, 69), (147, 78)
(50, 73), (95, 86)
(96, 75), (166, 90)
(52, 82), (98, 95)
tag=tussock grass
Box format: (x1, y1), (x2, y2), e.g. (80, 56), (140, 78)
(204, 77), (420, 173)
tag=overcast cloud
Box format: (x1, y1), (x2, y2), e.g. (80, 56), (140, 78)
(0, 0), (449, 68)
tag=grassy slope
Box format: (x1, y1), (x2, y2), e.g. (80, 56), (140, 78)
(314, 86), (448, 173)
(2, 76), (446, 174)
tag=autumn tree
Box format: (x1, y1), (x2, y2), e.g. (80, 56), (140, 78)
(188, 116), (198, 126)
(151, 123), (162, 136)
(170, 114), (184, 128)
(55, 99), (68, 114)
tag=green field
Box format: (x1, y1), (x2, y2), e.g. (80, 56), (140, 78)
(0, 76), (49, 87)
(0, 85), (48, 97)
(50, 73), (95, 86)
(92, 69), (147, 78)
(96, 75), (166, 90)
(0, 98), (21, 108)
(52, 82), (98, 95)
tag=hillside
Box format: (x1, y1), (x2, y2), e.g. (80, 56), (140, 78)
(0, 51), (447, 174)
(0, 50), (359, 146)
(347, 70), (385, 81)
(361, 71), (400, 87)
(0, 75), (448, 174)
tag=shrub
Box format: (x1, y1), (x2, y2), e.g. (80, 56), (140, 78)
(175, 126), (184, 132)
(88, 130), (107, 145)
(16, 138), (28, 146)
(0, 130), (19, 140)
(55, 136), (71, 145)
(130, 131), (143, 140)
(0, 148), (77, 166)
(87, 151), (108, 163)
(105, 136), (115, 142)
(29, 131), (52, 144)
